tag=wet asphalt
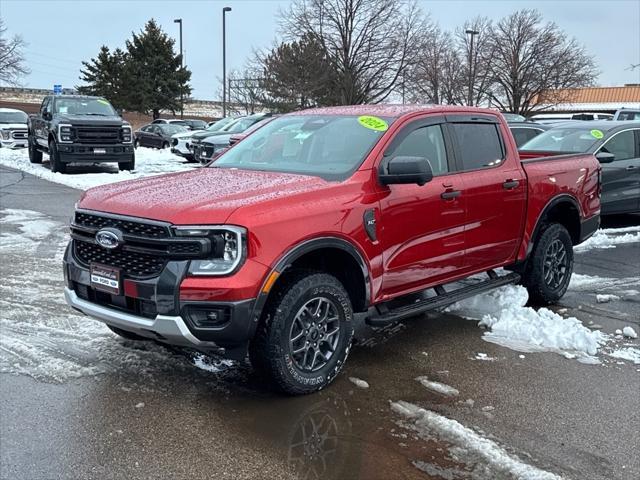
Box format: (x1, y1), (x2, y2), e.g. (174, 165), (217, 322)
(0, 164), (638, 480)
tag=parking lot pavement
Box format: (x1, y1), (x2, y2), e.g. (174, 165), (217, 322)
(1, 165), (638, 480)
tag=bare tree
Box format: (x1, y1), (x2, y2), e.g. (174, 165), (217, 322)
(281, 0), (429, 105)
(227, 67), (263, 115)
(487, 9), (598, 114)
(0, 18), (30, 85)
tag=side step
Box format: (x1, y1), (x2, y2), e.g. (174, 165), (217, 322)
(366, 271), (520, 327)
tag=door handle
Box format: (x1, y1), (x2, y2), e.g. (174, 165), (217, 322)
(626, 165), (637, 170)
(503, 179), (520, 189)
(441, 190), (461, 200)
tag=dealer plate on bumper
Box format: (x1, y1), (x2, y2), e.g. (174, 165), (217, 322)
(93, 148), (106, 154)
(90, 263), (121, 295)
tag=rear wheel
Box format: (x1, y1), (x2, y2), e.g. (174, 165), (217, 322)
(249, 271), (354, 395)
(48, 139), (66, 174)
(162, 141), (170, 149)
(522, 223), (574, 304)
(107, 325), (147, 341)
(134, 138), (140, 149)
(28, 136), (43, 164)
(118, 154), (135, 171)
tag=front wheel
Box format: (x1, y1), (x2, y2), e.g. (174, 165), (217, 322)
(48, 139), (66, 173)
(522, 223), (574, 305)
(162, 141), (170, 149)
(118, 154), (135, 171)
(28, 137), (43, 164)
(249, 271), (354, 395)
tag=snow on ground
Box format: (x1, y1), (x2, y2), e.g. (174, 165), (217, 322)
(608, 347), (640, 364)
(415, 376), (459, 396)
(0, 146), (196, 191)
(574, 225), (640, 252)
(391, 400), (563, 480)
(349, 377), (370, 389)
(569, 273), (640, 296)
(0, 209), (234, 385)
(622, 326), (638, 338)
(595, 294), (619, 303)
(446, 284), (608, 363)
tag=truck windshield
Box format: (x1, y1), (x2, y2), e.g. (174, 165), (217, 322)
(211, 114), (392, 180)
(520, 127), (603, 153)
(0, 111), (28, 123)
(54, 98), (117, 116)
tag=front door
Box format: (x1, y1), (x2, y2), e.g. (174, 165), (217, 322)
(379, 116), (467, 299)
(597, 128), (640, 214)
(447, 117), (526, 270)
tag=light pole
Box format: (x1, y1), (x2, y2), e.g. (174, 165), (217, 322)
(465, 29), (479, 106)
(174, 18), (184, 119)
(222, 6), (232, 118)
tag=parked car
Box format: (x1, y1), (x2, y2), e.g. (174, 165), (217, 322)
(189, 113), (272, 158)
(0, 107), (28, 149)
(508, 122), (549, 148)
(170, 117), (239, 162)
(27, 95), (134, 173)
(531, 113), (613, 124)
(64, 105), (601, 395)
(613, 108), (640, 121)
(520, 121), (640, 214)
(193, 116), (277, 164)
(502, 113), (527, 123)
(135, 123), (188, 149)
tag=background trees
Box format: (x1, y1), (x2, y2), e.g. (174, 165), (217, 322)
(77, 19), (191, 118)
(0, 18), (29, 86)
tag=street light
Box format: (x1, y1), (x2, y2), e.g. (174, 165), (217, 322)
(174, 18), (184, 119)
(465, 29), (479, 106)
(222, 6), (232, 118)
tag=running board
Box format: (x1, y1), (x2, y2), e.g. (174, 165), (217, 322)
(366, 271), (520, 327)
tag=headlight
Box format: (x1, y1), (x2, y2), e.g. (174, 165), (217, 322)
(174, 225), (246, 275)
(58, 124), (73, 143)
(121, 126), (132, 143)
(0, 130), (9, 140)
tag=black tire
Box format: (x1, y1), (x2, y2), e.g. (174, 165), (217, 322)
(522, 223), (574, 305)
(249, 271), (354, 395)
(48, 139), (66, 173)
(107, 324), (147, 341)
(162, 141), (170, 149)
(134, 138), (140, 149)
(118, 154), (135, 171)
(28, 136), (43, 164)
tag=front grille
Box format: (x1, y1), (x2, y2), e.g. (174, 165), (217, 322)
(75, 240), (165, 278)
(75, 126), (121, 144)
(11, 129), (27, 139)
(75, 212), (170, 238)
(74, 281), (158, 319)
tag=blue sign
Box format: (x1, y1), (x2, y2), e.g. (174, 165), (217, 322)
(53, 84), (62, 95)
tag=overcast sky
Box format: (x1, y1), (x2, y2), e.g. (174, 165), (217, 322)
(2, 0), (639, 99)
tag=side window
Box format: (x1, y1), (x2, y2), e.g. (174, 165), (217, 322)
(391, 124), (449, 175)
(600, 130), (637, 161)
(41, 98), (51, 114)
(450, 123), (504, 170)
(511, 128), (543, 148)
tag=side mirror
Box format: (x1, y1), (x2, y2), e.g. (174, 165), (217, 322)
(43, 111), (52, 121)
(596, 152), (615, 163)
(379, 156), (434, 186)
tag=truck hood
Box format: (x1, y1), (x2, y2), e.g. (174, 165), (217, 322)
(79, 167), (330, 225)
(57, 114), (124, 126)
(0, 123), (27, 129)
(202, 134), (232, 146)
(190, 129), (232, 141)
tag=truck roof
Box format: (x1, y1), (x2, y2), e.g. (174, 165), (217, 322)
(47, 94), (104, 100)
(292, 104), (500, 119)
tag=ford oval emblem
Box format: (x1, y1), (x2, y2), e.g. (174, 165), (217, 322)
(95, 229), (120, 249)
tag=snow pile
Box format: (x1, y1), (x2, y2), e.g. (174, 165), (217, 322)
(391, 401), (563, 480)
(574, 225), (640, 252)
(349, 377), (370, 389)
(622, 326), (638, 339)
(595, 294), (619, 303)
(608, 347), (640, 364)
(192, 354), (235, 373)
(447, 285), (608, 362)
(415, 376), (459, 396)
(0, 146), (196, 191)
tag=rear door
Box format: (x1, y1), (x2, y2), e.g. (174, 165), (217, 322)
(597, 128), (640, 214)
(447, 116), (527, 270)
(379, 115), (467, 298)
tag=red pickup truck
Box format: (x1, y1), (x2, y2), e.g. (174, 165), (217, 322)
(64, 105), (601, 394)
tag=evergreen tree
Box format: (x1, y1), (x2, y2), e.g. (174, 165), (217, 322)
(77, 46), (127, 109)
(123, 19), (191, 118)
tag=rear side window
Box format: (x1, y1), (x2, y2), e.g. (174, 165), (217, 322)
(511, 128), (544, 148)
(391, 124), (449, 175)
(450, 123), (504, 170)
(600, 130), (638, 161)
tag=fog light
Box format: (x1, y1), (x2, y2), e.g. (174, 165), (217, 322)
(185, 306), (231, 328)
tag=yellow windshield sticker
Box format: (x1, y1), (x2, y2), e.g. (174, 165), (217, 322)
(590, 129), (604, 139)
(358, 115), (388, 132)
(97, 99), (110, 105)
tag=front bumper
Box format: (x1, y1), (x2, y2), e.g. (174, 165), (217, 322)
(0, 139), (27, 149)
(57, 143), (134, 163)
(63, 243), (258, 360)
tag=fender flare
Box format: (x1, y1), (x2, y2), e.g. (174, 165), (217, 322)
(526, 194), (582, 257)
(250, 236), (372, 324)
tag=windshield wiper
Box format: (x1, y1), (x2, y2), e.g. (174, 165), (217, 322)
(81, 113), (108, 116)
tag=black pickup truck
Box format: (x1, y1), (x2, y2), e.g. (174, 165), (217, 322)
(28, 95), (134, 173)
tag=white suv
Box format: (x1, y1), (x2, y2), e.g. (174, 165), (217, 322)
(0, 108), (28, 149)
